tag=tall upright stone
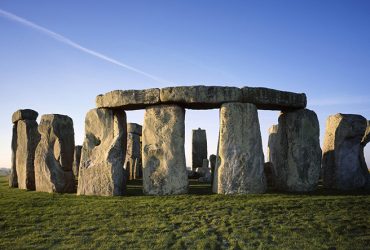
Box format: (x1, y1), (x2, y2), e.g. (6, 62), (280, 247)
(125, 123), (142, 180)
(322, 114), (368, 190)
(272, 109), (321, 192)
(360, 121), (370, 189)
(9, 124), (18, 188)
(209, 154), (217, 186)
(267, 125), (278, 163)
(192, 128), (207, 171)
(217, 103), (266, 194)
(78, 108), (127, 196)
(9, 109), (40, 190)
(142, 105), (188, 195)
(34, 114), (75, 193)
(72, 145), (82, 179)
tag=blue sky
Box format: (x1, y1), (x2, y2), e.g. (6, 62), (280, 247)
(0, 0), (369, 168)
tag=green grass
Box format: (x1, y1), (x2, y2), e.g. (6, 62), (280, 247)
(0, 176), (369, 249)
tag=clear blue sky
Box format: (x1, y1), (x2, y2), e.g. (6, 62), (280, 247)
(1, 0), (369, 168)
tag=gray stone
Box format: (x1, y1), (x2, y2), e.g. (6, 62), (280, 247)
(241, 87), (307, 110)
(267, 125), (278, 163)
(192, 128), (207, 171)
(15, 120), (40, 190)
(9, 124), (18, 188)
(127, 123), (142, 135)
(72, 145), (82, 179)
(125, 132), (142, 180)
(12, 109), (38, 123)
(160, 85), (242, 109)
(78, 108), (127, 196)
(217, 102), (266, 194)
(209, 154), (217, 187)
(273, 109), (321, 192)
(197, 159), (211, 183)
(96, 89), (160, 110)
(142, 105), (188, 195)
(34, 114), (75, 193)
(360, 121), (370, 190)
(322, 114), (368, 190)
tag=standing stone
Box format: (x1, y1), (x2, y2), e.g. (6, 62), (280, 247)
(273, 109), (321, 192)
(16, 120), (40, 190)
(209, 154), (216, 186)
(360, 121), (370, 189)
(197, 159), (211, 183)
(217, 103), (266, 194)
(142, 105), (188, 195)
(77, 108), (127, 196)
(192, 128), (207, 171)
(35, 114), (75, 193)
(322, 114), (368, 190)
(9, 124), (18, 188)
(267, 125), (278, 163)
(72, 145), (82, 179)
(125, 123), (142, 180)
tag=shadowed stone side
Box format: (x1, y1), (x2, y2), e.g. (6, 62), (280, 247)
(192, 128), (207, 171)
(12, 109), (38, 123)
(125, 123), (142, 180)
(35, 114), (75, 193)
(160, 85), (242, 109)
(96, 89), (160, 110)
(322, 114), (368, 190)
(72, 145), (82, 179)
(273, 109), (321, 192)
(217, 103), (266, 194)
(242, 87), (307, 110)
(78, 108), (127, 196)
(16, 120), (40, 190)
(9, 124), (18, 188)
(142, 105), (188, 195)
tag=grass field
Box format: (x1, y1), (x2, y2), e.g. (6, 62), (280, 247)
(0, 176), (369, 249)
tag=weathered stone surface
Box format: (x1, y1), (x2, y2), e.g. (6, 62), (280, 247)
(322, 114), (368, 190)
(160, 85), (242, 109)
(12, 109), (38, 123)
(142, 105), (188, 195)
(241, 87), (307, 110)
(197, 159), (211, 183)
(127, 123), (142, 135)
(360, 121), (370, 190)
(209, 154), (217, 186)
(125, 132), (142, 180)
(16, 120), (40, 190)
(35, 114), (75, 193)
(78, 108), (127, 196)
(273, 109), (321, 192)
(9, 124), (18, 188)
(72, 145), (82, 179)
(192, 128), (207, 171)
(267, 125), (278, 163)
(96, 89), (160, 110)
(217, 103), (266, 194)
(362, 120), (370, 146)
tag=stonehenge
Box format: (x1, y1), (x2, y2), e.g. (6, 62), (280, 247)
(77, 108), (127, 196)
(142, 105), (188, 195)
(9, 109), (40, 190)
(8, 85), (369, 196)
(34, 114), (75, 193)
(272, 109), (322, 192)
(125, 123), (142, 180)
(192, 128), (207, 171)
(217, 103), (266, 194)
(322, 114), (369, 190)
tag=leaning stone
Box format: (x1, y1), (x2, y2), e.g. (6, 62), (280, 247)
(217, 103), (266, 194)
(142, 105), (188, 195)
(78, 108), (127, 196)
(96, 89), (160, 110)
(241, 87), (307, 110)
(267, 125), (278, 163)
(273, 109), (321, 192)
(72, 145), (82, 179)
(322, 114), (368, 190)
(34, 114), (75, 193)
(9, 124), (18, 188)
(192, 128), (207, 170)
(16, 120), (40, 190)
(160, 85), (242, 109)
(12, 109), (38, 123)
(127, 123), (142, 135)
